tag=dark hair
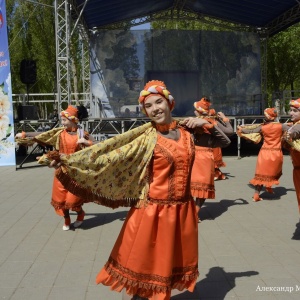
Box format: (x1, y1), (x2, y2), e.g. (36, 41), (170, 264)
(77, 105), (89, 121)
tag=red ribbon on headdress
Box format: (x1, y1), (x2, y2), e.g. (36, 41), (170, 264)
(60, 105), (79, 123)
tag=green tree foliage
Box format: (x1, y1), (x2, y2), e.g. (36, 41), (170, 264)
(6, 0), (83, 99)
(151, 17), (236, 31)
(6, 0), (56, 94)
(266, 24), (300, 94)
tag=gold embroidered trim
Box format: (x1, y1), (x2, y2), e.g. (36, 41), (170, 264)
(190, 182), (215, 191)
(50, 199), (84, 211)
(251, 172), (282, 182)
(261, 147), (282, 151)
(154, 129), (194, 202)
(104, 256), (199, 295)
(148, 197), (193, 205)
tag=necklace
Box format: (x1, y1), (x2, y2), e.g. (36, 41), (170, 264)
(155, 120), (177, 132)
(155, 121), (180, 141)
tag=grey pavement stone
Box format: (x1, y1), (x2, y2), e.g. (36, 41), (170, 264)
(10, 287), (51, 300)
(0, 288), (18, 300)
(1, 155), (300, 299)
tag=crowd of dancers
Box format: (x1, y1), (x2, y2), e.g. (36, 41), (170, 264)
(15, 81), (300, 300)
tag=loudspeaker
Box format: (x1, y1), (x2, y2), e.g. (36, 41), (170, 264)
(17, 105), (39, 120)
(20, 60), (37, 84)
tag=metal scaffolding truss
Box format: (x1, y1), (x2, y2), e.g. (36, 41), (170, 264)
(54, 0), (91, 110)
(264, 4), (300, 37)
(54, 0), (71, 108)
(70, 0), (91, 106)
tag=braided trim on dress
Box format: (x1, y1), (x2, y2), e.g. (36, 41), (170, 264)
(148, 197), (193, 205)
(190, 182), (215, 191)
(50, 199), (84, 212)
(104, 256), (199, 296)
(261, 147), (282, 151)
(251, 172), (282, 182)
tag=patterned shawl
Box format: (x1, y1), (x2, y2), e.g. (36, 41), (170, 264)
(33, 127), (65, 149)
(236, 123), (262, 144)
(53, 122), (157, 208)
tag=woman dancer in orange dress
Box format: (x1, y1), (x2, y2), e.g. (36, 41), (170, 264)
(49, 81), (233, 300)
(16, 105), (94, 230)
(191, 98), (231, 221)
(237, 107), (284, 201)
(282, 99), (300, 213)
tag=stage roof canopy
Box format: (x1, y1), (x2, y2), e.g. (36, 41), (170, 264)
(74, 0), (300, 36)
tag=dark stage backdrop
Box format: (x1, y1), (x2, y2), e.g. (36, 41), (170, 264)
(146, 71), (199, 116)
(89, 30), (261, 118)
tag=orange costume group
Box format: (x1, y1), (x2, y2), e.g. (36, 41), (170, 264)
(34, 91), (300, 300)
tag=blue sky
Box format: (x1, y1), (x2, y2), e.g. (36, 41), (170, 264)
(131, 22), (151, 30)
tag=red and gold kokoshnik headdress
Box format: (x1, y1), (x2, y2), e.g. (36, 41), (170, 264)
(194, 97), (211, 115)
(264, 107), (277, 121)
(60, 105), (79, 123)
(290, 98), (300, 110)
(138, 80), (175, 114)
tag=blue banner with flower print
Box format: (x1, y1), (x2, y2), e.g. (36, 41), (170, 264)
(0, 0), (15, 166)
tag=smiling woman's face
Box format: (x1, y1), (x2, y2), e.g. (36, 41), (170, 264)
(144, 95), (172, 125)
(289, 107), (300, 123)
(61, 116), (76, 129)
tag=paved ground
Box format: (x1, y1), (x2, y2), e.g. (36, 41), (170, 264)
(1, 154), (300, 300)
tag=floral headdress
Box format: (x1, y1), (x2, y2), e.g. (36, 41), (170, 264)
(194, 97), (211, 115)
(138, 80), (175, 114)
(264, 107), (277, 121)
(60, 105), (79, 123)
(290, 99), (300, 110)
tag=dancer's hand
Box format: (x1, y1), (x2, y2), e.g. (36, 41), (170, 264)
(49, 159), (61, 169)
(77, 137), (90, 145)
(15, 133), (23, 138)
(217, 112), (226, 119)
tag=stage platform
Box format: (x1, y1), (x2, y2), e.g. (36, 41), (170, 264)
(1, 155), (300, 299)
